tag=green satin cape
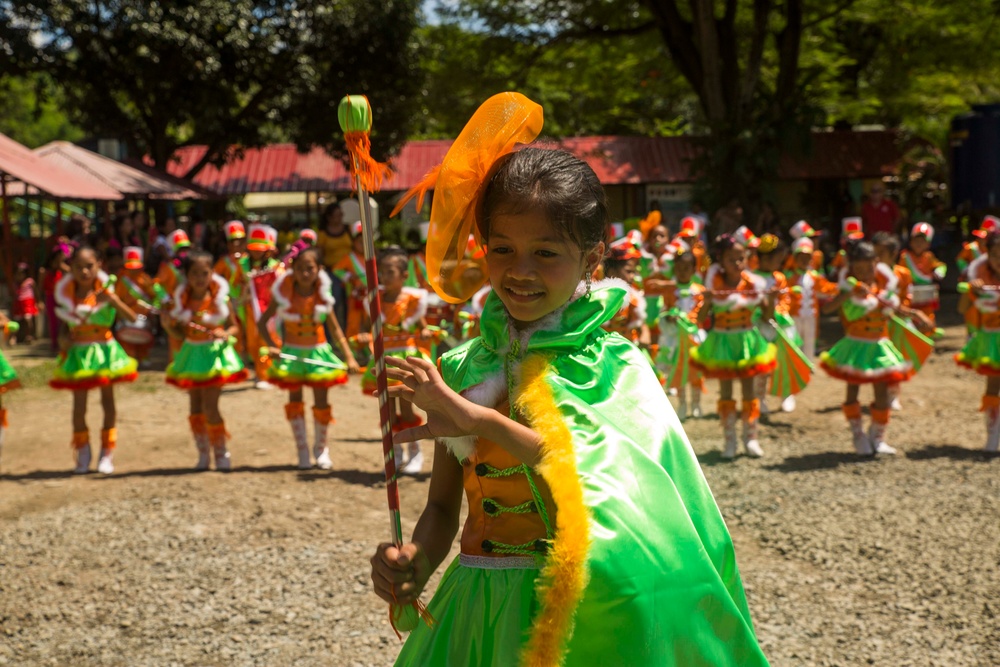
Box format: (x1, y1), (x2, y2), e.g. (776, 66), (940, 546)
(436, 284), (769, 666)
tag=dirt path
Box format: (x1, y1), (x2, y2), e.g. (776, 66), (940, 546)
(0, 320), (997, 665)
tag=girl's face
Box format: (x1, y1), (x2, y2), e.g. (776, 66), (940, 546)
(910, 235), (930, 254)
(353, 234), (365, 254)
(70, 249), (99, 285)
(721, 244), (746, 277)
(606, 258), (639, 284)
(851, 258), (876, 284)
(673, 258), (695, 284)
(647, 225), (668, 252)
(794, 251), (812, 271)
(293, 253), (319, 290)
(874, 245), (893, 265)
(758, 251), (781, 273)
(379, 257), (407, 293)
(486, 208), (603, 327)
(988, 244), (1000, 276)
(187, 258), (214, 293)
(227, 237), (246, 256)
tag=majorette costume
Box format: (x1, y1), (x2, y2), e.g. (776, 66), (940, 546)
(956, 255), (1000, 452)
(267, 271), (348, 469)
(690, 264), (777, 458)
(244, 224), (284, 382)
(360, 285), (431, 393)
(601, 234), (647, 342)
(332, 222), (368, 338)
(0, 321), (23, 465)
(957, 216), (999, 276)
(784, 237), (837, 359)
(155, 229), (192, 357)
(213, 221), (251, 351)
(115, 246), (167, 361)
(750, 236), (801, 412)
(165, 273), (247, 470)
(389, 93), (768, 666)
(50, 270), (138, 471)
(899, 222), (946, 328)
(821, 264), (912, 455)
(655, 276), (707, 421)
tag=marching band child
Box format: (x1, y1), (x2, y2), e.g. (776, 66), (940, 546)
(333, 221), (368, 339)
(371, 112), (767, 664)
(674, 216), (711, 278)
(359, 246), (432, 475)
(50, 245), (138, 474)
(655, 248), (707, 420)
(829, 217), (864, 279)
(155, 229), (193, 360)
(244, 224), (285, 389)
(690, 234), (777, 458)
(114, 246), (167, 363)
(164, 251), (248, 471)
(956, 232), (1000, 452)
(214, 221), (250, 351)
(785, 236), (837, 361)
(258, 247), (360, 469)
(600, 235), (651, 346)
(0, 313), (22, 467)
(785, 220), (825, 272)
(821, 241), (912, 456)
(899, 222), (946, 331)
(957, 216), (999, 277)
(752, 234), (799, 413)
(11, 262), (38, 344)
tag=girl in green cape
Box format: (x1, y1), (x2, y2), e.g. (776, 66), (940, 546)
(370, 93), (769, 667)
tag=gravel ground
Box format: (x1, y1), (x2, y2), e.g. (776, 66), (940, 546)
(0, 311), (997, 666)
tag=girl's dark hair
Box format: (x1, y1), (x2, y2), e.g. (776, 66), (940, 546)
(847, 240), (877, 262)
(603, 258), (628, 276)
(322, 202), (342, 220)
(985, 231), (1000, 251)
(673, 248), (696, 266)
(70, 243), (100, 262)
(180, 249), (213, 275)
(871, 231), (900, 254)
(711, 233), (743, 263)
(292, 246), (323, 267)
(378, 245), (410, 270)
(479, 148), (608, 250)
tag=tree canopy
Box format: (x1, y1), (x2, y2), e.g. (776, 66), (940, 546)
(0, 0), (421, 177)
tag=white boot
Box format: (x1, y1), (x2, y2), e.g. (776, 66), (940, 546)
(755, 375), (770, 415)
(314, 407), (333, 470)
(780, 394), (796, 413)
(985, 406), (1000, 453)
(290, 417), (310, 470)
(677, 388), (688, 422)
(889, 384), (902, 411)
(401, 442), (424, 475)
(742, 400), (764, 458)
(690, 387), (702, 418)
(848, 418), (873, 456)
(720, 401), (738, 460)
(868, 418), (896, 455)
(73, 444), (92, 474)
(97, 450), (115, 475)
(392, 442), (407, 473)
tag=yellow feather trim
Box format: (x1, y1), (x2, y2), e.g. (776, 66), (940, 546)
(515, 354), (590, 667)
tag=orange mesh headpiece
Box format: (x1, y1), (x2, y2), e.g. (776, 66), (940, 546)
(390, 92), (543, 303)
(639, 210), (663, 239)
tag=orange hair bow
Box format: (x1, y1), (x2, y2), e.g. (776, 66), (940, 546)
(639, 210), (663, 239)
(390, 92), (543, 303)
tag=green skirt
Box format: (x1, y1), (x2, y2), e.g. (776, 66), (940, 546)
(395, 557), (540, 666)
(267, 343), (348, 389)
(0, 350), (20, 393)
(956, 329), (1000, 376)
(166, 340), (248, 389)
(820, 336), (913, 384)
(51, 340), (137, 390)
(690, 328), (777, 379)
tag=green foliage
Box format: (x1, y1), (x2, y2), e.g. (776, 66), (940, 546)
(0, 73), (83, 148)
(0, 0), (422, 176)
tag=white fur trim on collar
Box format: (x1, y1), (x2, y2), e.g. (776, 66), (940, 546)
(54, 271), (112, 324)
(170, 274), (230, 325)
(401, 286), (428, 330)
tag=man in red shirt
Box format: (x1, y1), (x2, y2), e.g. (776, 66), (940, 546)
(861, 183), (901, 237)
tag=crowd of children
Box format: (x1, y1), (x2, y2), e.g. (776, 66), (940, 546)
(3, 195), (1000, 478)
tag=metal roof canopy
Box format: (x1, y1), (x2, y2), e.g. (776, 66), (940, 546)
(34, 141), (210, 200)
(0, 132), (122, 200)
(167, 131), (912, 196)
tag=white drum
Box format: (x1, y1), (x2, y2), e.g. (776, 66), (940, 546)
(115, 314), (154, 346)
(910, 283), (939, 307)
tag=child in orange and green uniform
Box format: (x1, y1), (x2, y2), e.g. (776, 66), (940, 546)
(164, 251), (248, 471)
(213, 221), (250, 352)
(114, 246), (167, 362)
(0, 313), (22, 468)
(154, 229), (193, 360)
(259, 247), (360, 469)
(51, 245), (138, 475)
(898, 222), (946, 332)
(654, 249), (707, 421)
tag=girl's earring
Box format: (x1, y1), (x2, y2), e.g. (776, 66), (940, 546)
(585, 272), (592, 295)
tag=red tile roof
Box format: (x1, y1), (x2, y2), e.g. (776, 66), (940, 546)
(167, 130), (909, 195)
(0, 132), (122, 200)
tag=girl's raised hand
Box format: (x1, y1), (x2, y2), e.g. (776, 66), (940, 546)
(370, 542), (431, 605)
(385, 356), (480, 442)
